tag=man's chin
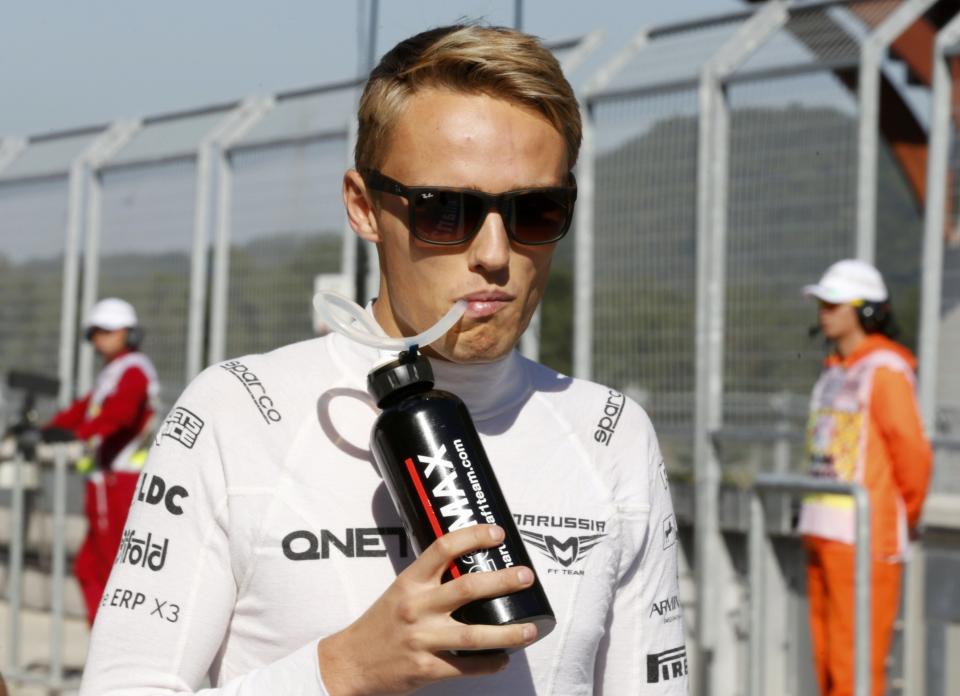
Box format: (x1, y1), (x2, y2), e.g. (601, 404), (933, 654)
(429, 330), (516, 364)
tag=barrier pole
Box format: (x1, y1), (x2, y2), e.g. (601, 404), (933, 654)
(748, 473), (871, 696)
(4, 454), (25, 676)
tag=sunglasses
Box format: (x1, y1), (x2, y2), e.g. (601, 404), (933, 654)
(362, 169), (577, 246)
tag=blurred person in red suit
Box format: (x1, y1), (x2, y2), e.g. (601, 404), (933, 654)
(43, 298), (159, 625)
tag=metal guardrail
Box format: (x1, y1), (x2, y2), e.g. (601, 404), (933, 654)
(748, 473), (871, 696)
(932, 436), (960, 451)
(2, 444), (81, 693)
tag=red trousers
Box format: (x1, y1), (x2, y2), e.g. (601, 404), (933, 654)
(804, 536), (902, 696)
(74, 471), (139, 626)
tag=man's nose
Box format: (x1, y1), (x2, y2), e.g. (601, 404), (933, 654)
(466, 210), (511, 274)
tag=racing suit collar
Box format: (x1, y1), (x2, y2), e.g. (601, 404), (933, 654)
(328, 303), (532, 422)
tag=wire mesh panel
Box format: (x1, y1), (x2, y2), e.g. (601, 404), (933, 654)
(0, 176), (69, 392)
(737, 0), (898, 77)
(724, 73), (859, 439)
(97, 160), (197, 411)
(224, 137), (348, 358)
(590, 89), (700, 474)
(603, 19), (747, 96)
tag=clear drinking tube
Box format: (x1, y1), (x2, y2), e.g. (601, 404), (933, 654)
(312, 290), (466, 352)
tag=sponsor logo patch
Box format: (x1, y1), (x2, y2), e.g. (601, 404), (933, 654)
(658, 458), (670, 490)
(514, 513), (607, 576)
(593, 390), (625, 446)
(100, 586), (180, 623)
(662, 514), (678, 550)
(115, 528), (169, 571)
(405, 438), (516, 577)
(650, 594), (682, 624)
(157, 407), (205, 448)
(220, 360), (282, 424)
(519, 530), (605, 568)
(646, 646), (688, 683)
(136, 473), (189, 516)
(282, 527), (410, 561)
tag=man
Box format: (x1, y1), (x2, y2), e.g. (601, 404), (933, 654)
(44, 297), (159, 625)
(800, 259), (932, 696)
(80, 25), (687, 694)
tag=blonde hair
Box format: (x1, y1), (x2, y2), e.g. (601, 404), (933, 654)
(355, 24), (581, 173)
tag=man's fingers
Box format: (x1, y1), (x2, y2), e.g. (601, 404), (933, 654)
(431, 620), (537, 654)
(407, 525), (505, 582)
(428, 566), (535, 613)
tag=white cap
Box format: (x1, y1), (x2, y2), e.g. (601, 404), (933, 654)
(85, 298), (139, 331)
(803, 259), (888, 304)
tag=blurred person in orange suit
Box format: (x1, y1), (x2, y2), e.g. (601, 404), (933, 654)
(42, 298), (159, 625)
(799, 259), (932, 696)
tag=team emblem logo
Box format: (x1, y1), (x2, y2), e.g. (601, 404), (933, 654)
(519, 530), (605, 567)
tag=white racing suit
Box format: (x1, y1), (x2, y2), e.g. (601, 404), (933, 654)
(80, 329), (688, 695)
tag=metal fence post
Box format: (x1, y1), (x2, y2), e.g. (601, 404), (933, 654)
(342, 116), (361, 303)
(572, 105), (595, 380)
(198, 99), (274, 369)
(61, 158), (91, 407)
(749, 474), (872, 696)
(911, 14), (960, 695)
(4, 454), (25, 678)
(747, 490), (766, 696)
(49, 446), (69, 688)
(855, 0), (940, 263)
(918, 13), (960, 433)
(692, 5), (788, 691)
(74, 121), (143, 396)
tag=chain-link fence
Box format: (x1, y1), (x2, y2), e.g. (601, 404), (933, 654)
(590, 89), (699, 467)
(222, 84), (360, 359)
(0, 178), (68, 384)
(585, 16), (749, 477)
(97, 160), (197, 411)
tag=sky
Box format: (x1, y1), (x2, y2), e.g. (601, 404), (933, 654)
(0, 0), (738, 137)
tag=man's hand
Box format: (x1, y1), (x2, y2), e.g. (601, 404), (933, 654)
(317, 524), (538, 696)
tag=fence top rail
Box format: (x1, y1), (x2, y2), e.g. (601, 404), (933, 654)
(933, 436), (960, 451)
(711, 427), (806, 444)
(644, 0), (863, 41)
(27, 123), (110, 144)
(273, 76), (366, 102)
(141, 99), (243, 127)
(585, 0), (902, 102)
(752, 472), (868, 499)
(0, 128), (107, 181)
(0, 32), (595, 177)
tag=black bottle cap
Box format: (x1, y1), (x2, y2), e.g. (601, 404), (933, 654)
(367, 350), (435, 407)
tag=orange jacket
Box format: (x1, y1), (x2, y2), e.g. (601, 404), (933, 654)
(798, 335), (932, 560)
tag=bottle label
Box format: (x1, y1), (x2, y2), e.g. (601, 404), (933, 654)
(403, 437), (514, 578)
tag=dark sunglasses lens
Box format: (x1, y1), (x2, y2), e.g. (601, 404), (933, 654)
(412, 190), (484, 243)
(510, 190), (572, 244)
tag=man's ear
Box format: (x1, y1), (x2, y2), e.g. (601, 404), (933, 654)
(343, 170), (380, 243)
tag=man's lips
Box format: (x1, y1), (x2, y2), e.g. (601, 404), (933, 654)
(458, 292), (515, 318)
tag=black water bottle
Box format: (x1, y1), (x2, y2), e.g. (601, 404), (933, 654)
(367, 349), (555, 644)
